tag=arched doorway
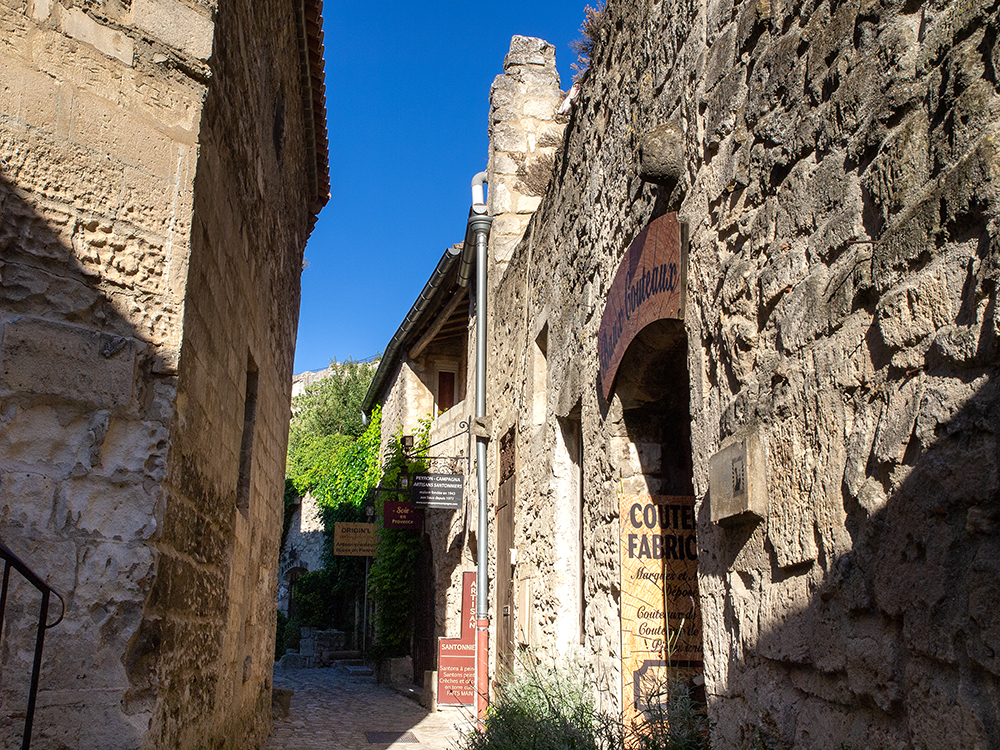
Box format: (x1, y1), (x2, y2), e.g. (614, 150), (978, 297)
(597, 213), (702, 726)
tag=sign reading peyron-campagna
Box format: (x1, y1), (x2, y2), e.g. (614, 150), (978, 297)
(333, 522), (376, 556)
(619, 494), (702, 730)
(411, 473), (463, 509)
(598, 213), (686, 400)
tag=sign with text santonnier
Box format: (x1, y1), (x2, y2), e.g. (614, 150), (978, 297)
(598, 213), (686, 400)
(437, 571), (476, 706)
(411, 473), (463, 509)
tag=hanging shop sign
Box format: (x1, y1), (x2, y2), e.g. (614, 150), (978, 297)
(598, 213), (687, 401)
(383, 501), (423, 530)
(333, 522), (376, 557)
(437, 571), (477, 706)
(411, 473), (463, 509)
(619, 494), (702, 731)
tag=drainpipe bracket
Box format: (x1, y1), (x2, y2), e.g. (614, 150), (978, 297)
(472, 416), (492, 439)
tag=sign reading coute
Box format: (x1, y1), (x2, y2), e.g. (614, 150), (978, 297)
(598, 213), (686, 400)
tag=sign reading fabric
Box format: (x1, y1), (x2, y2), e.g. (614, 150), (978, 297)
(598, 213), (686, 400)
(333, 522), (376, 557)
(384, 501), (423, 530)
(411, 473), (463, 509)
(619, 494), (702, 730)
(437, 571), (477, 706)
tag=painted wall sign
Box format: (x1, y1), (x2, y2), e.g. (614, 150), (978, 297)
(437, 571), (477, 706)
(333, 522), (376, 556)
(598, 213), (686, 401)
(411, 473), (463, 509)
(619, 494), (702, 731)
(383, 501), (423, 530)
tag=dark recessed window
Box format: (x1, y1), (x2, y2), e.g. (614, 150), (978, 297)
(438, 370), (455, 414)
(237, 355), (259, 513)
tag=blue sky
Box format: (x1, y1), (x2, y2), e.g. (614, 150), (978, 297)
(292, 1), (589, 374)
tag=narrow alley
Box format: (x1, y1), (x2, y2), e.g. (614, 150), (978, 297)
(266, 667), (468, 750)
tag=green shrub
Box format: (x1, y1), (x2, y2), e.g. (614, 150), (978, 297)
(283, 616), (301, 653)
(274, 609), (289, 660)
(293, 569), (337, 629)
(627, 677), (711, 750)
(457, 653), (620, 750)
(458, 653), (713, 750)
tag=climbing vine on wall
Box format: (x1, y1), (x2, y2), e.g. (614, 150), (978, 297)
(288, 408), (382, 633)
(367, 418), (431, 658)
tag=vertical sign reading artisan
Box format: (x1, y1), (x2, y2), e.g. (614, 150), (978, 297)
(619, 494), (702, 730)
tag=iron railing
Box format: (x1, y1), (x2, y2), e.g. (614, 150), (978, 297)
(0, 537), (65, 750)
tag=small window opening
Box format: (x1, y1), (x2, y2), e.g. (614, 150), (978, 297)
(438, 370), (456, 415)
(532, 324), (548, 425)
(237, 355), (259, 513)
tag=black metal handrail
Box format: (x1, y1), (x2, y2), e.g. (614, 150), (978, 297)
(0, 537), (65, 750)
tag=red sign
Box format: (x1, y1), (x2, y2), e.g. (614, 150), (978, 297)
(437, 571), (476, 706)
(598, 213), (686, 400)
(384, 501), (422, 530)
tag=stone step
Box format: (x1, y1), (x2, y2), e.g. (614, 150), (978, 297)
(329, 650), (362, 660)
(344, 664), (374, 676)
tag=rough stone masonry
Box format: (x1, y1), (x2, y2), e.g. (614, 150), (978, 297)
(0, 0), (328, 747)
(473, 1), (999, 747)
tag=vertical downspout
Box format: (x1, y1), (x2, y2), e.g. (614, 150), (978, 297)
(468, 171), (493, 728)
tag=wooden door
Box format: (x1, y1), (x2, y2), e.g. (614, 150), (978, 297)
(495, 426), (516, 681)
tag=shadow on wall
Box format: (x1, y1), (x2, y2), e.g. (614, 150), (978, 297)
(701, 303), (999, 748)
(0, 170), (173, 749)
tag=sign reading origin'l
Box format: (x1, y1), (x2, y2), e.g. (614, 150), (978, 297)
(598, 213), (687, 400)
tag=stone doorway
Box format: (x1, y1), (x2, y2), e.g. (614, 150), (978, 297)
(616, 318), (702, 721)
(495, 425), (516, 681)
(412, 534), (435, 685)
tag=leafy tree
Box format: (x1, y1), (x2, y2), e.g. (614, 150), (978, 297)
(312, 406), (382, 515)
(286, 358), (377, 494)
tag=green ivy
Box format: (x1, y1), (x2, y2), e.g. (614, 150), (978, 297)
(311, 406), (382, 513)
(367, 418), (431, 658)
(289, 406), (437, 659)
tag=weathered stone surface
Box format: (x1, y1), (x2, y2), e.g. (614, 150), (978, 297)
(466, 3), (1000, 747)
(131, 0), (214, 60)
(0, 0), (324, 748)
(1, 317), (136, 407)
(638, 121), (685, 187)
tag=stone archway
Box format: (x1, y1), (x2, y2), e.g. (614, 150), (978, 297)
(616, 318), (702, 726)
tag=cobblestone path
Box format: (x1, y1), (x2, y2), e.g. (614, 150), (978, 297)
(266, 667), (470, 750)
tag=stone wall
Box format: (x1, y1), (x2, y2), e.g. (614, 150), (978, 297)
(277, 494), (325, 614)
(0, 0), (325, 746)
(479, 2), (999, 746)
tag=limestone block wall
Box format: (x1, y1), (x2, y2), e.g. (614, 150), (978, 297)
(487, 36), (567, 269)
(277, 494), (325, 613)
(0, 0), (323, 746)
(480, 2), (1000, 747)
(132, 0), (319, 745)
(0, 1), (208, 746)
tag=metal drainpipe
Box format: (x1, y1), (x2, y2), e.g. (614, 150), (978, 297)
(467, 171), (493, 728)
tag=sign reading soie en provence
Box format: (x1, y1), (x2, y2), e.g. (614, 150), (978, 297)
(598, 213), (686, 400)
(333, 522), (376, 557)
(619, 494), (702, 730)
(384, 501), (423, 530)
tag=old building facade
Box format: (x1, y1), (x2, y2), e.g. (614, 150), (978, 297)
(0, 0), (328, 746)
(371, 0), (999, 745)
